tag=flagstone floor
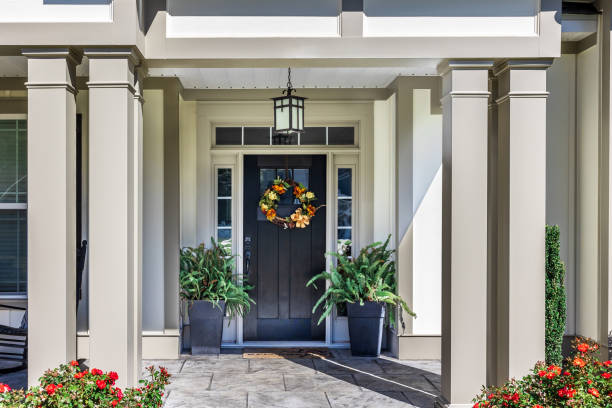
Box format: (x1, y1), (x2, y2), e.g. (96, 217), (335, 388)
(144, 350), (441, 408)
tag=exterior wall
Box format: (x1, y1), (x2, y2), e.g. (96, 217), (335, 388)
(363, 0), (539, 37)
(576, 44), (600, 340)
(0, 0), (113, 23)
(546, 54), (577, 335)
(411, 89), (442, 335)
(142, 90), (165, 332)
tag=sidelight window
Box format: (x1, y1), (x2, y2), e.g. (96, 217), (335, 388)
(217, 168), (232, 252)
(337, 168), (352, 256)
(0, 118), (27, 295)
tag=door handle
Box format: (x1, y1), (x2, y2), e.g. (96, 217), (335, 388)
(244, 236), (252, 273)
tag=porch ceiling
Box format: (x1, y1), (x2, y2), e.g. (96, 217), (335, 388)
(147, 64), (441, 89)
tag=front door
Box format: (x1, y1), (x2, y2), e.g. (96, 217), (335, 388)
(243, 155), (326, 341)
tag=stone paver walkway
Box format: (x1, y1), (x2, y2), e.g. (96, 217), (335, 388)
(144, 350), (441, 408)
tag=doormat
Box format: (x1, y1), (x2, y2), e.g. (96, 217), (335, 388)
(242, 348), (332, 359)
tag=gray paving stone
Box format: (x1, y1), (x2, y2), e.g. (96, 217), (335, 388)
(326, 390), (413, 408)
(403, 390), (438, 408)
(164, 390), (247, 408)
(182, 358), (249, 373)
(314, 358), (384, 374)
(248, 391), (330, 408)
(248, 358), (316, 374)
(353, 373), (440, 394)
(210, 372), (285, 392)
(166, 373), (213, 391)
(283, 373), (359, 392)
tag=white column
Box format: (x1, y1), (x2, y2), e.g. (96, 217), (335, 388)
(437, 60), (492, 407)
(493, 59), (551, 381)
(85, 48), (141, 387)
(132, 68), (145, 380)
(597, 0), (612, 357)
(23, 48), (82, 386)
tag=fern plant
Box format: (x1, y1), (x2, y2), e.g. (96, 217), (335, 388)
(307, 235), (415, 328)
(179, 238), (254, 320)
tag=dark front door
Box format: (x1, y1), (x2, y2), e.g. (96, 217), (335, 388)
(243, 155), (326, 341)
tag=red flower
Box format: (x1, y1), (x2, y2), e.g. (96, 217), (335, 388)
(573, 357), (586, 368)
(0, 383), (11, 393)
(91, 368), (103, 376)
(74, 372), (85, 380)
(70, 360), (79, 367)
(45, 384), (56, 396)
(545, 371), (557, 379)
(604, 360), (611, 367)
(96, 379), (107, 390)
(602, 372), (611, 379)
(577, 343), (589, 353)
(111, 400), (119, 407)
(532, 405), (544, 408)
(588, 388), (600, 398)
(538, 370), (546, 377)
(558, 386), (576, 398)
(109, 371), (119, 381)
(562, 371), (571, 376)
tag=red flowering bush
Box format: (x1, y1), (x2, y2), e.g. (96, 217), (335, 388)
(473, 337), (611, 407)
(0, 362), (170, 407)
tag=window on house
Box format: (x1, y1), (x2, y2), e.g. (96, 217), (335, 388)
(0, 119), (27, 295)
(215, 126), (355, 146)
(337, 168), (352, 256)
(217, 168), (232, 253)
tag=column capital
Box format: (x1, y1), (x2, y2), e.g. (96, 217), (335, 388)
(83, 47), (140, 65)
(492, 59), (554, 77)
(21, 47), (83, 66)
(437, 59), (495, 76)
(22, 48), (82, 95)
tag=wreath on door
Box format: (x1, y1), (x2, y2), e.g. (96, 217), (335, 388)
(259, 178), (323, 229)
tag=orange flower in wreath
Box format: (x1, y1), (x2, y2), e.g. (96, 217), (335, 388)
(272, 184), (286, 194)
(293, 185), (306, 197)
(306, 205), (316, 216)
(266, 209), (276, 221)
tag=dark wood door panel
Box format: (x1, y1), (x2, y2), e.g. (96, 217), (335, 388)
(243, 155), (326, 341)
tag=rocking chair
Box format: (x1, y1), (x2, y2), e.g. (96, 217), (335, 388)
(0, 240), (88, 373)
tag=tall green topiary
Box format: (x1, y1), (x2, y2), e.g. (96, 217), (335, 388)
(545, 225), (567, 365)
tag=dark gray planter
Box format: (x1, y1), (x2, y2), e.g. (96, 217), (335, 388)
(189, 300), (226, 354)
(347, 301), (385, 357)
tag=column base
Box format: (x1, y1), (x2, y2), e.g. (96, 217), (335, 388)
(434, 397), (473, 408)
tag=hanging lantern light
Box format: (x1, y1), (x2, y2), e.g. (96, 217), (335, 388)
(272, 68), (306, 138)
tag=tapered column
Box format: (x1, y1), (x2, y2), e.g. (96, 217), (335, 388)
(86, 48), (141, 387)
(493, 59), (552, 381)
(23, 48), (82, 386)
(437, 60), (492, 407)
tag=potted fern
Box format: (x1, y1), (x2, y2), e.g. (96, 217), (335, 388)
(307, 235), (415, 356)
(179, 239), (254, 354)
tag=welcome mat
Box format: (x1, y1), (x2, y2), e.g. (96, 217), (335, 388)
(242, 348), (332, 359)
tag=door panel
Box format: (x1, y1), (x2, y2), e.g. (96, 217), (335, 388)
(243, 155), (326, 341)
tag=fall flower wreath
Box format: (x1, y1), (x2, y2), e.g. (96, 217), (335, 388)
(259, 178), (323, 229)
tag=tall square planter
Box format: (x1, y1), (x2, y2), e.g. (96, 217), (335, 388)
(347, 302), (385, 357)
(189, 300), (226, 354)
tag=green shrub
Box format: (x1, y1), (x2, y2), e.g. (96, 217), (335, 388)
(179, 238), (254, 319)
(307, 235), (415, 328)
(546, 225), (567, 365)
(0, 362), (170, 407)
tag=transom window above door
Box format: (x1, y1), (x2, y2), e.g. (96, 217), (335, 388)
(214, 126), (355, 146)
